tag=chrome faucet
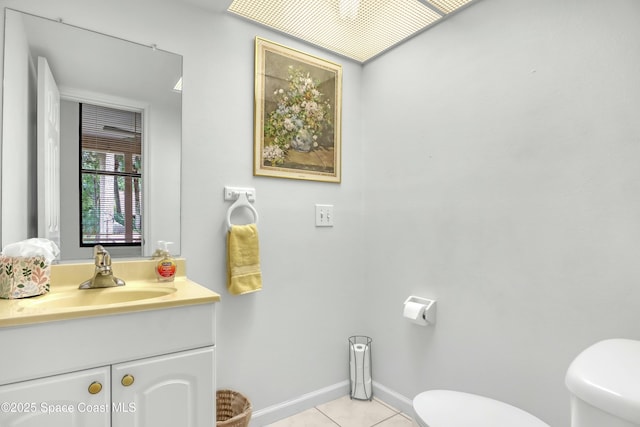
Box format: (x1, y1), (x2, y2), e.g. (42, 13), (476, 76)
(79, 245), (126, 289)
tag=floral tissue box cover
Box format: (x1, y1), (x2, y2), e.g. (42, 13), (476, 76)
(0, 256), (50, 299)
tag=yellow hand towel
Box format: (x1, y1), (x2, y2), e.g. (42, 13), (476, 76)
(227, 224), (262, 295)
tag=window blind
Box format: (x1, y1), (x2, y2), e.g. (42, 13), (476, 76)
(80, 103), (142, 246)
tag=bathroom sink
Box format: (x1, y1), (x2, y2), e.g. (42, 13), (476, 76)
(30, 287), (177, 309)
(0, 258), (220, 328)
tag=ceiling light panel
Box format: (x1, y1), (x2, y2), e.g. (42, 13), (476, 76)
(228, 0), (443, 63)
(423, 0), (474, 14)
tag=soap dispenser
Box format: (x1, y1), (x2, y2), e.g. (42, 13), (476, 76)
(153, 241), (176, 282)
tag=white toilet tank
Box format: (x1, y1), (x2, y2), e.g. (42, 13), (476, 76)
(566, 339), (640, 427)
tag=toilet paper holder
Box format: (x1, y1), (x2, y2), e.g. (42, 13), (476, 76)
(404, 296), (437, 325)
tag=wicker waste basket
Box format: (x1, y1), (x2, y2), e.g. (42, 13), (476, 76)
(216, 389), (252, 427)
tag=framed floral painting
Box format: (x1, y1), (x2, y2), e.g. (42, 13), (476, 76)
(254, 37), (342, 183)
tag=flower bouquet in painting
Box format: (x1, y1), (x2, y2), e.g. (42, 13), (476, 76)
(264, 65), (332, 160)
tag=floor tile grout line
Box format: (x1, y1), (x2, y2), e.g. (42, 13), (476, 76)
(267, 395), (416, 426)
(313, 399), (404, 427)
(370, 413), (403, 427)
(313, 407), (341, 426)
(370, 397), (402, 426)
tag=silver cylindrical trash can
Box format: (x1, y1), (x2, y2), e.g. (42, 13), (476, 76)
(349, 336), (372, 400)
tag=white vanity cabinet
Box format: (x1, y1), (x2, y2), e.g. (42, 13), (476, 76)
(112, 347), (215, 427)
(0, 300), (217, 427)
(0, 347), (214, 427)
(0, 366), (111, 427)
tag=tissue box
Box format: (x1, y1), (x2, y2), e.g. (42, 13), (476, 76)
(0, 256), (50, 299)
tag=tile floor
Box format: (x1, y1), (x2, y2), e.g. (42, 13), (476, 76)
(266, 395), (418, 427)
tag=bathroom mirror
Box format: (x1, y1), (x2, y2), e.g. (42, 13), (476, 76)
(0, 9), (182, 260)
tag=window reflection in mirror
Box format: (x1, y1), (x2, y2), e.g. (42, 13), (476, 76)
(1, 9), (182, 260)
(80, 103), (143, 248)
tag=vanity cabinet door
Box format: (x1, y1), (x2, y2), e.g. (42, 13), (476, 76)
(112, 346), (215, 427)
(0, 366), (110, 427)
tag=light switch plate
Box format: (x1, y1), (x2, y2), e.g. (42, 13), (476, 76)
(315, 204), (334, 227)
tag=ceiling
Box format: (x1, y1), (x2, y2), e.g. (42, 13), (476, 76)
(226, 0), (480, 63)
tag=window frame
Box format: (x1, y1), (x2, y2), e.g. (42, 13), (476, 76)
(59, 89), (150, 258)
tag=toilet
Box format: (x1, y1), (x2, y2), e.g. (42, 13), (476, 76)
(565, 338), (640, 427)
(413, 338), (640, 427)
(412, 390), (549, 427)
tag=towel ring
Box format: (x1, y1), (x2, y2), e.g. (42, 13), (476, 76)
(226, 192), (259, 229)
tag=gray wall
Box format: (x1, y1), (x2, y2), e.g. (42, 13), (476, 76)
(362, 0), (640, 425)
(0, 0), (366, 417)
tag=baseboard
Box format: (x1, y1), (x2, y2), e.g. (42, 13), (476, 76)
(250, 381), (415, 426)
(372, 381), (414, 417)
(250, 381), (350, 426)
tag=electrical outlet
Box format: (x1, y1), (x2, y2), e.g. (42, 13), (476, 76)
(315, 204), (334, 227)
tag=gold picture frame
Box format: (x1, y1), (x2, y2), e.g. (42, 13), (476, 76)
(254, 37), (342, 183)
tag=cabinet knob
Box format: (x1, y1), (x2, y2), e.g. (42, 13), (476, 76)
(88, 381), (103, 394)
(121, 374), (135, 387)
